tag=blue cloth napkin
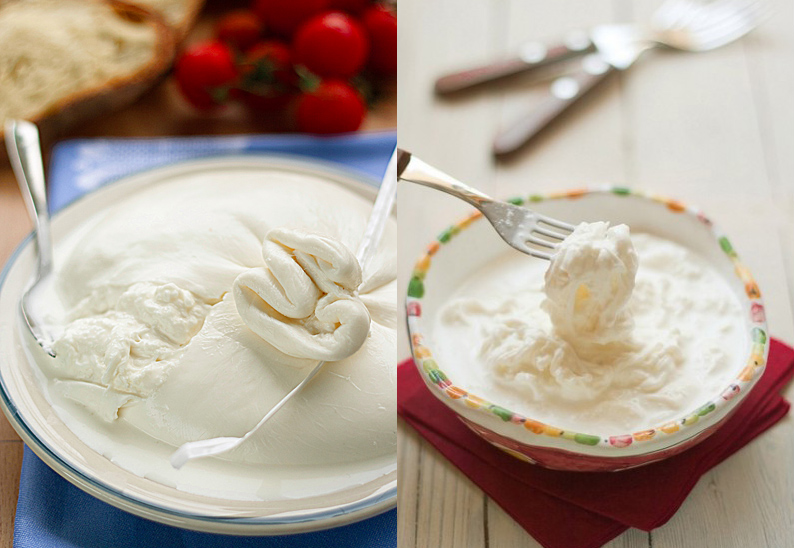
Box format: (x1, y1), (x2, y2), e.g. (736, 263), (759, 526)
(15, 131), (397, 548)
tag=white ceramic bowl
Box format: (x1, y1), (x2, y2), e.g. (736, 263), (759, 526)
(0, 155), (396, 534)
(406, 187), (769, 471)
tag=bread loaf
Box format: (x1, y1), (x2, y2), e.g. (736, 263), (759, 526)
(0, 0), (175, 143)
(125, 0), (204, 38)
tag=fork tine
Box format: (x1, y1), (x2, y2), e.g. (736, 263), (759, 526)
(723, 0), (771, 27)
(532, 226), (570, 241)
(657, 0), (768, 51)
(685, 2), (745, 30)
(537, 215), (576, 232)
(693, 5), (766, 48)
(534, 252), (553, 260)
(696, 21), (757, 49)
(525, 236), (558, 250)
(689, 0), (766, 34)
(706, 1), (763, 27)
(709, 0), (766, 18)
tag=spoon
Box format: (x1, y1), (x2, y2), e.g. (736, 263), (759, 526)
(5, 120), (56, 357)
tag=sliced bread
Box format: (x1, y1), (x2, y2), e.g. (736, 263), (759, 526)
(0, 0), (175, 142)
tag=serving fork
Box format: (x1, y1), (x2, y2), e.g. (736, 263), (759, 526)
(397, 149), (575, 260)
(435, 0), (768, 155)
(5, 120), (56, 357)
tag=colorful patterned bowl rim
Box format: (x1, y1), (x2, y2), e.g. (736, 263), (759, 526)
(405, 186), (770, 454)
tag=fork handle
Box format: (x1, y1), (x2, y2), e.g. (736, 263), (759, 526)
(4, 120), (53, 276)
(435, 32), (595, 95)
(493, 54), (617, 156)
(397, 149), (493, 209)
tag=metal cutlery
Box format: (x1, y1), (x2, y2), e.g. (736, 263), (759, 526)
(5, 120), (56, 357)
(434, 0), (768, 156)
(435, 29), (596, 95)
(397, 149), (575, 260)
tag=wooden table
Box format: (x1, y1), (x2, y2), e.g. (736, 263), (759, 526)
(0, 6), (395, 544)
(397, 1), (794, 547)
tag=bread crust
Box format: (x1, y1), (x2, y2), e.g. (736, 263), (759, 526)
(122, 0), (205, 40)
(1, 0), (177, 147)
(169, 0), (204, 40)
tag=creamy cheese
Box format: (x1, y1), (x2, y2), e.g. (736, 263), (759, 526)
(434, 224), (745, 435)
(233, 228), (371, 362)
(53, 281), (209, 398)
(40, 171), (397, 472)
(543, 222), (637, 346)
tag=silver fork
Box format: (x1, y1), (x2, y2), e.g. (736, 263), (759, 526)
(489, 0), (769, 155)
(5, 120), (56, 357)
(639, 0), (768, 52)
(397, 149), (575, 260)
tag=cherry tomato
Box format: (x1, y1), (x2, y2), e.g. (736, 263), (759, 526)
(174, 41), (238, 111)
(292, 11), (369, 78)
(252, 0), (329, 37)
(295, 80), (366, 133)
(235, 41), (297, 113)
(214, 9), (263, 51)
(243, 40), (296, 86)
(361, 5), (396, 76)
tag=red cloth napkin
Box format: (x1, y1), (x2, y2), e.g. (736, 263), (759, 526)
(398, 339), (794, 548)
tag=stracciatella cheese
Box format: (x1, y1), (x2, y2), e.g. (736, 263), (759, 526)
(543, 222), (637, 346)
(435, 223), (745, 435)
(54, 281), (209, 400)
(42, 172), (396, 468)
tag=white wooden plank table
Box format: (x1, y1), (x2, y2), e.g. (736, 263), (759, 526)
(397, 1), (794, 546)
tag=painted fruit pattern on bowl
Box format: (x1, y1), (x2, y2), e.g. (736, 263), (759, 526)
(406, 186), (770, 453)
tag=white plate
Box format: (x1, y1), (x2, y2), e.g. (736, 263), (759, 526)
(0, 155), (396, 535)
